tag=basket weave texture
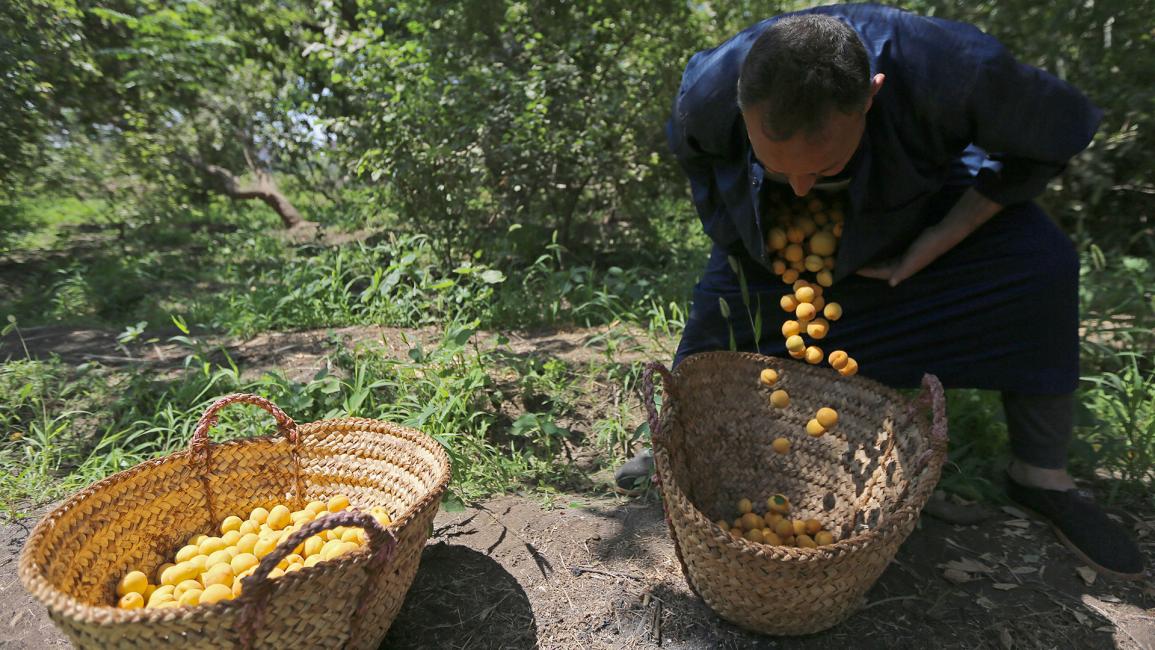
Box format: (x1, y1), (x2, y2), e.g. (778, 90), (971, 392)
(645, 352), (948, 636)
(18, 394), (451, 649)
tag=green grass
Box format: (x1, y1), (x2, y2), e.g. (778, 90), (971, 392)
(2, 193), (1154, 517)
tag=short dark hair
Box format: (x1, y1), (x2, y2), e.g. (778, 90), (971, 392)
(737, 14), (871, 141)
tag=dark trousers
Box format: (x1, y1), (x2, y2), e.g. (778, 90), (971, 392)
(675, 198), (1077, 469)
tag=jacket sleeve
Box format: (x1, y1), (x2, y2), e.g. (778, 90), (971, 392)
(964, 40), (1103, 206)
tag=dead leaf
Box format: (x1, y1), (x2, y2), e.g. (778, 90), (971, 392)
(1021, 553), (1040, 563)
(940, 558), (996, 574)
(1072, 609), (1091, 627)
(1010, 566), (1036, 574)
(976, 596), (996, 610)
(999, 626), (1014, 649)
(943, 568), (972, 584)
(993, 583), (1018, 590)
(1003, 519), (1031, 528)
(1076, 566), (1097, 586)
(1099, 594), (1122, 603)
(1001, 506), (1029, 518)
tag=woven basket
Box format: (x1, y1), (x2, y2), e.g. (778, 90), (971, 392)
(18, 393), (451, 649)
(643, 352), (948, 636)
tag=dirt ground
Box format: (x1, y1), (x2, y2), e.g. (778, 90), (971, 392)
(2, 326), (1154, 648)
(4, 494), (1154, 649)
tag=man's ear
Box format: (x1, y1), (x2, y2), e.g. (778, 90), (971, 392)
(863, 73), (886, 113)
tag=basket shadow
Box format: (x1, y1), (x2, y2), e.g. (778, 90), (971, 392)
(379, 542), (537, 649)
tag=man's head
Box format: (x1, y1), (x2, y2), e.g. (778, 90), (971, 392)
(738, 14), (884, 196)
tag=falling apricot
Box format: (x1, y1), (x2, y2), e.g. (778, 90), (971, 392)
(806, 419), (826, 437)
(771, 437), (790, 454)
(781, 320), (801, 337)
(837, 358), (859, 377)
(806, 319), (829, 340)
(824, 302), (843, 321)
(816, 407), (839, 428)
(804, 346), (823, 365)
(770, 390), (790, 409)
(759, 368), (779, 386)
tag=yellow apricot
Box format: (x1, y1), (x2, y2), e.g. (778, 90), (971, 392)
(804, 255), (825, 273)
(771, 437), (791, 454)
(306, 500), (328, 515)
(764, 530), (782, 545)
(794, 286), (815, 304)
(804, 346), (824, 365)
(737, 498), (753, 514)
(781, 269), (800, 284)
(743, 528), (764, 543)
(786, 226), (805, 244)
(220, 515), (243, 535)
(767, 494), (791, 514)
(328, 495), (351, 513)
(759, 368), (779, 386)
(815, 531), (835, 545)
(249, 507), (270, 524)
(231, 553), (259, 575)
(178, 589), (204, 606)
(828, 350), (849, 370)
(806, 419), (826, 437)
(238, 520), (259, 535)
(805, 519), (823, 535)
(119, 592), (144, 610)
(198, 537), (226, 556)
(304, 536), (325, 558)
(785, 334), (805, 353)
(173, 579), (203, 601)
(806, 319), (829, 340)
(817, 270), (834, 287)
(729, 527), (744, 539)
(266, 504), (291, 531)
(771, 259), (787, 275)
(795, 303), (816, 322)
(304, 554), (324, 568)
(740, 513), (764, 531)
(781, 320), (801, 337)
(812, 294), (826, 312)
(770, 390), (790, 409)
(148, 589), (176, 608)
(155, 563), (175, 584)
(774, 519), (794, 537)
(838, 358), (859, 377)
(816, 407), (839, 428)
(161, 563), (200, 587)
(236, 533), (259, 555)
(784, 244), (804, 263)
(780, 294), (799, 312)
(205, 549), (232, 570)
(824, 302), (843, 321)
(797, 217), (818, 236)
(221, 530), (241, 547)
(824, 256), (836, 270)
(796, 534), (818, 549)
(788, 348), (806, 359)
(117, 571), (148, 597)
(808, 231), (837, 257)
(201, 564), (234, 589)
(792, 520), (807, 536)
(768, 228), (788, 250)
(174, 545), (199, 563)
(199, 584), (233, 605)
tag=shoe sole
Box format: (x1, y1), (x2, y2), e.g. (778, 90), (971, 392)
(1009, 498), (1146, 581)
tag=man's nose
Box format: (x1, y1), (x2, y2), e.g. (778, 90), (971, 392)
(789, 175), (815, 196)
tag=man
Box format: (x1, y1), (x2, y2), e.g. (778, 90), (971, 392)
(616, 4), (1143, 578)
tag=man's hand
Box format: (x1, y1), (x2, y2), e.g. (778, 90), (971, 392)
(857, 187), (1003, 286)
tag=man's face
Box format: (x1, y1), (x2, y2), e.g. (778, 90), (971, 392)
(743, 73), (884, 197)
(743, 108), (865, 198)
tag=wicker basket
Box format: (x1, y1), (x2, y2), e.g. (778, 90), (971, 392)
(18, 393), (451, 649)
(643, 352), (948, 636)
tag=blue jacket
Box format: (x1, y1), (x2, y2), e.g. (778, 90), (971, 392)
(666, 3), (1102, 280)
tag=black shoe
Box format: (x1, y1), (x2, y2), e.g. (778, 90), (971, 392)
(613, 449), (654, 495)
(1006, 473), (1145, 579)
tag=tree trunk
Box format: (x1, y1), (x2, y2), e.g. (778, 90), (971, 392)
(201, 164), (305, 228)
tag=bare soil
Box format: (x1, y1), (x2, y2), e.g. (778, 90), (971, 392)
(1, 326), (1153, 649)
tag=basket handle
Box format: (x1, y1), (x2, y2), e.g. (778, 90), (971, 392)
(188, 394), (303, 528)
(641, 362), (677, 446)
(236, 509), (398, 649)
(912, 373), (949, 472)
